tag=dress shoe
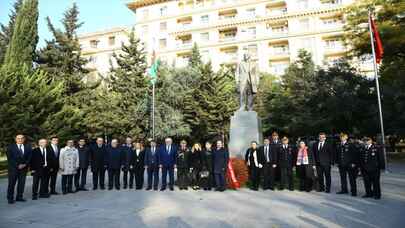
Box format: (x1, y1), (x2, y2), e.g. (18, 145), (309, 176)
(362, 194), (372, 198)
(82, 188), (89, 191)
(153, 188), (158, 191)
(16, 198), (26, 202)
(39, 194), (50, 198)
(146, 187), (152, 190)
(8, 200), (15, 204)
(100, 186), (105, 190)
(336, 191), (348, 194)
(32, 196), (38, 200)
(50, 191), (59, 195)
(170, 187), (174, 191)
(160, 188), (166, 191)
(93, 187), (98, 190)
(374, 196), (381, 200)
(351, 193), (357, 197)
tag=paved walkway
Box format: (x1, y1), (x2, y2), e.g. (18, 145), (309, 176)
(0, 165), (405, 228)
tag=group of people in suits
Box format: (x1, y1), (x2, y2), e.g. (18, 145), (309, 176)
(244, 132), (386, 200)
(6, 134), (230, 204)
(6, 131), (385, 205)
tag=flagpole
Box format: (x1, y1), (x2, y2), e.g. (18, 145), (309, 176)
(152, 82), (155, 140)
(368, 10), (388, 171)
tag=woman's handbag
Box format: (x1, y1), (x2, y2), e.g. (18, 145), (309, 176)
(200, 170), (209, 178)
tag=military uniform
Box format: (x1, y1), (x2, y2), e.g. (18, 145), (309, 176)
(360, 144), (385, 199)
(176, 148), (190, 190)
(278, 144), (296, 190)
(336, 142), (360, 196)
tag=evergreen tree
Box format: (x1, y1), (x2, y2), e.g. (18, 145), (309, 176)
(2, 0), (38, 70)
(108, 30), (149, 137)
(36, 3), (88, 95)
(0, 67), (64, 150)
(0, 0), (23, 65)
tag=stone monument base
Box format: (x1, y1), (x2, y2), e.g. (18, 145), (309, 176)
(228, 110), (262, 158)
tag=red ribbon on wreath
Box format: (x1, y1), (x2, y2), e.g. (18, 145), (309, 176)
(227, 160), (240, 189)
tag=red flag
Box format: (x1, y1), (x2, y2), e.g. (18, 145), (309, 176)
(370, 14), (384, 64)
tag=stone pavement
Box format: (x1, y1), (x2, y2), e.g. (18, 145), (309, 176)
(0, 165), (404, 228)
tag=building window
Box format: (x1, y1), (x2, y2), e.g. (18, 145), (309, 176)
(273, 44), (289, 55)
(247, 27), (256, 38)
(297, 0), (309, 9)
(160, 22), (167, 31)
(201, 50), (209, 62)
(246, 8), (256, 18)
(271, 25), (288, 34)
(270, 62), (289, 75)
(159, 38), (167, 49)
(142, 25), (148, 34)
(142, 9), (149, 20)
(300, 38), (313, 52)
(299, 19), (310, 31)
(200, 15), (209, 24)
(160, 6), (168, 16)
(324, 38), (342, 49)
(200, 32), (209, 42)
(246, 44), (258, 57)
(108, 36), (115, 46)
(89, 40), (99, 48)
(89, 56), (97, 63)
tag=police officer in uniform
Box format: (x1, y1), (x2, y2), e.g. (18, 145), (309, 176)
(360, 137), (385, 199)
(336, 133), (360, 196)
(278, 137), (296, 191)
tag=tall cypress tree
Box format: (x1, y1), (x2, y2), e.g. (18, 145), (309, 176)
(36, 3), (88, 95)
(0, 0), (23, 65)
(3, 0), (38, 70)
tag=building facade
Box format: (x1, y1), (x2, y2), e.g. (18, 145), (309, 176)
(79, 0), (372, 77)
(78, 27), (129, 80)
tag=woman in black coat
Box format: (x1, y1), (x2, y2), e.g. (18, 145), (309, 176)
(296, 141), (317, 192)
(190, 143), (203, 190)
(200, 142), (214, 190)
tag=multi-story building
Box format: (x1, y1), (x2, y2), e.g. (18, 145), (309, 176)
(127, 0), (357, 75)
(79, 0), (372, 77)
(78, 27), (129, 81)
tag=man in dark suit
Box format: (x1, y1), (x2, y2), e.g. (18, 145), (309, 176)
(121, 137), (134, 189)
(30, 139), (52, 200)
(47, 136), (60, 195)
(74, 138), (90, 191)
(213, 140), (229, 192)
(261, 137), (278, 190)
(360, 137), (385, 199)
(313, 132), (334, 193)
(107, 139), (123, 190)
(144, 140), (159, 190)
(336, 133), (360, 196)
(6, 134), (32, 204)
(89, 137), (108, 190)
(279, 137), (296, 191)
(159, 137), (177, 191)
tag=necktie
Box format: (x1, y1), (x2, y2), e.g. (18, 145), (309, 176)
(266, 146), (269, 161)
(19, 144), (24, 155)
(54, 145), (58, 156)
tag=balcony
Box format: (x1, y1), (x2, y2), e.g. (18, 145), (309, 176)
(219, 9), (238, 20)
(176, 34), (193, 49)
(266, 1), (287, 16)
(321, 0), (343, 7)
(177, 16), (193, 30)
(219, 28), (237, 43)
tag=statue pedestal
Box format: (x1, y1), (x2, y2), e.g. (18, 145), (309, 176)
(228, 110), (262, 158)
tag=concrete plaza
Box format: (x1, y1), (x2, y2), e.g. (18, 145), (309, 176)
(0, 164), (404, 228)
